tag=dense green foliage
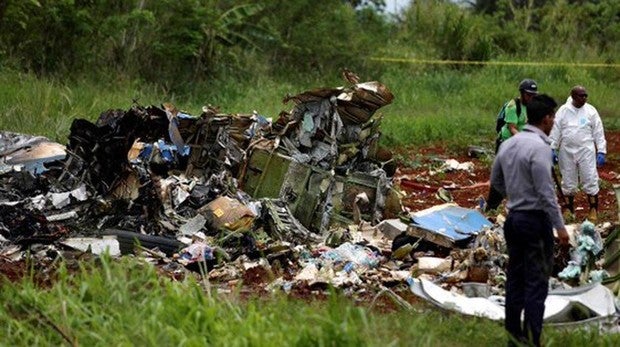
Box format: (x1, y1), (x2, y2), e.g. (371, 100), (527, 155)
(1, 256), (618, 346)
(1, 0), (618, 85)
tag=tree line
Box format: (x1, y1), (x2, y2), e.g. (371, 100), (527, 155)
(0, 0), (617, 87)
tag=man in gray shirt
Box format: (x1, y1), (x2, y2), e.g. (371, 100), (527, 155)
(491, 94), (569, 347)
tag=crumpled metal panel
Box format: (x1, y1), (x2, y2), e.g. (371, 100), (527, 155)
(241, 144), (393, 232)
(336, 81), (394, 125)
(275, 80), (393, 170)
(409, 278), (618, 325)
(283, 81), (394, 126)
(406, 203), (492, 248)
(0, 131), (66, 175)
(262, 198), (320, 243)
(288, 168), (332, 231)
(241, 148), (294, 199)
(240, 146), (334, 231)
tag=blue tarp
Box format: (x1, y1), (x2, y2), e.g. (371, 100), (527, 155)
(410, 203), (492, 242)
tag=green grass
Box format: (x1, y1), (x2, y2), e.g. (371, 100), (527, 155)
(1, 256), (617, 346)
(2, 65), (618, 149)
(0, 72), (163, 142)
(376, 63), (620, 150)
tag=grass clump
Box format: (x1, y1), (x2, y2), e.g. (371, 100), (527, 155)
(1, 256), (618, 346)
(0, 255), (501, 346)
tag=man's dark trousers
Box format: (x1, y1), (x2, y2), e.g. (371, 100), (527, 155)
(504, 210), (554, 347)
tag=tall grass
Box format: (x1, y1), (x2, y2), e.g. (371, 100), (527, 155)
(377, 63), (620, 151)
(1, 63), (618, 150)
(0, 72), (165, 142)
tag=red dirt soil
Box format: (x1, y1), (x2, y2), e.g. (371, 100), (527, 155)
(395, 130), (620, 224)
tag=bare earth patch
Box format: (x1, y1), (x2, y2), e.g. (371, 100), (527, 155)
(396, 130), (620, 224)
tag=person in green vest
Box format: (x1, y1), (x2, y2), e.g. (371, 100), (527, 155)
(484, 79), (539, 212)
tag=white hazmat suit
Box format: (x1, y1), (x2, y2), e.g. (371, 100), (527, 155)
(549, 97), (606, 196)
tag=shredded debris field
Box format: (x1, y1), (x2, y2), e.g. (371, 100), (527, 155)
(1, 75), (619, 327)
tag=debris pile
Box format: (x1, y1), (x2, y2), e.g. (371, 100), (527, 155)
(1, 74), (619, 328)
(0, 75), (398, 271)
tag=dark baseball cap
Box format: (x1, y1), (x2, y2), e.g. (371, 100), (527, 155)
(518, 79), (538, 94)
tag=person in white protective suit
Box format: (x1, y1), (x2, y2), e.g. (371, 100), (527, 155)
(549, 85), (607, 222)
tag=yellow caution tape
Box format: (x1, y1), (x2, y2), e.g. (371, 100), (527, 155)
(371, 57), (620, 68)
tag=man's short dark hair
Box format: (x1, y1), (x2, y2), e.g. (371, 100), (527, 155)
(526, 94), (558, 125)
